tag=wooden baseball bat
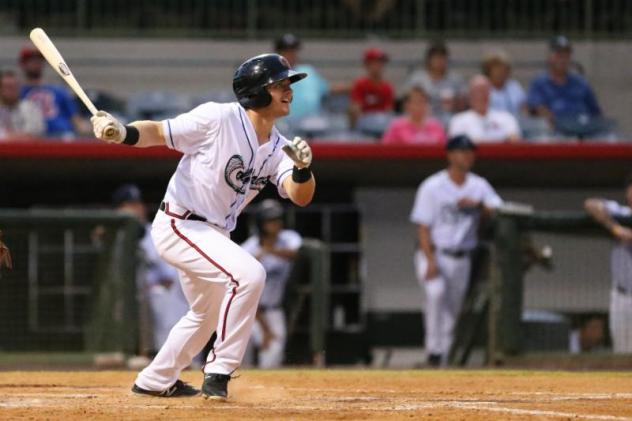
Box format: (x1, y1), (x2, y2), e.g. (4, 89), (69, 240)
(29, 27), (115, 138)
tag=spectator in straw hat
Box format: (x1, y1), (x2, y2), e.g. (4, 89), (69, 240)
(481, 50), (527, 118)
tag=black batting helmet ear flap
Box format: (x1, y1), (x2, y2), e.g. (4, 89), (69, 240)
(238, 86), (272, 109)
(233, 53), (307, 110)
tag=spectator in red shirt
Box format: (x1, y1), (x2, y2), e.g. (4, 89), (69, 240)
(349, 48), (394, 127)
(382, 86), (446, 146)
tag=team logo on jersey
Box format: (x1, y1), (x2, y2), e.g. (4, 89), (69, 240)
(224, 154), (253, 194)
(279, 56), (291, 69)
(250, 175), (270, 192)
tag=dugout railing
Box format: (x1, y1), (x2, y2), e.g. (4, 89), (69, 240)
(0, 209), (332, 367)
(452, 209), (632, 368)
(0, 210), (140, 354)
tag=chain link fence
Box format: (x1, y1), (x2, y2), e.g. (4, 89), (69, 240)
(0, 0), (630, 38)
(0, 210), (140, 353)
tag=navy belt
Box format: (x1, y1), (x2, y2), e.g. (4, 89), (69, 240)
(438, 248), (471, 258)
(616, 285), (632, 296)
(159, 202), (207, 222)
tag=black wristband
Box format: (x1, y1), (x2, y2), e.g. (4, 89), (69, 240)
(292, 166), (312, 183)
(122, 125), (140, 145)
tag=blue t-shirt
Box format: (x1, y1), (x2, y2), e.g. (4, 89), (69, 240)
(527, 72), (601, 119)
(289, 64), (329, 119)
(489, 79), (526, 118)
(21, 84), (78, 137)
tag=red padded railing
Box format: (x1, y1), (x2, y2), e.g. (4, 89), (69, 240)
(1, 141), (632, 160)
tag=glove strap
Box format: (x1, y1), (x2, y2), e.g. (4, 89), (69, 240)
(123, 125), (140, 145)
(292, 166), (312, 183)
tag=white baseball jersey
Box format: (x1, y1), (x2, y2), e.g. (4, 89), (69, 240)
(161, 102), (295, 231)
(241, 229), (302, 308)
(448, 109), (521, 143)
(604, 200), (632, 291)
(604, 200), (632, 353)
(410, 170), (502, 250)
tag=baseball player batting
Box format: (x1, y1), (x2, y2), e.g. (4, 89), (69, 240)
(410, 135), (502, 367)
(91, 53), (315, 400)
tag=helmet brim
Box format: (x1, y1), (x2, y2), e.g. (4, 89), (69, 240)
(267, 69), (307, 86)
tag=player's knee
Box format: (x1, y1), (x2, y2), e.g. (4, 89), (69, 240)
(250, 261), (267, 293)
(240, 258), (266, 293)
(425, 280), (445, 299)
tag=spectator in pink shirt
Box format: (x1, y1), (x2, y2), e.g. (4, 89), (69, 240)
(381, 87), (446, 145)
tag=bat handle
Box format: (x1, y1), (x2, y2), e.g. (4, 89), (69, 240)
(104, 127), (117, 138)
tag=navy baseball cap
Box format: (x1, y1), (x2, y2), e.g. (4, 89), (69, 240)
(112, 184), (142, 206)
(549, 35), (572, 52)
(446, 135), (477, 151)
(275, 33), (301, 52)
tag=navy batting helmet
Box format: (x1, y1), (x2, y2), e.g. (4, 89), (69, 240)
(255, 199), (285, 233)
(233, 53), (307, 109)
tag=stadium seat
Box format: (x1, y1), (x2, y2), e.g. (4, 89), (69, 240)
(191, 89), (236, 106)
(126, 91), (191, 121)
(356, 112), (395, 138)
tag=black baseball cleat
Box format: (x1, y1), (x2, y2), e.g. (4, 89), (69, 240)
(131, 380), (200, 397)
(427, 353), (442, 367)
(202, 373), (232, 400)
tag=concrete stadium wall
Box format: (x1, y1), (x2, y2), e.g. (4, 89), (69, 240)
(0, 37), (630, 136)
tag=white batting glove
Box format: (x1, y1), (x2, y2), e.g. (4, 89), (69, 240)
(282, 137), (312, 169)
(90, 110), (126, 144)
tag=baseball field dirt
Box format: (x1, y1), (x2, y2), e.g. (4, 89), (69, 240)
(1, 369), (631, 420)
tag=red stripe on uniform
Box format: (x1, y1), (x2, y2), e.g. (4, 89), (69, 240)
(170, 219), (239, 342)
(164, 203), (191, 219)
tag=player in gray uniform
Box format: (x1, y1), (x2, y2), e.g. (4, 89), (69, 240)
(584, 176), (632, 353)
(242, 200), (302, 368)
(410, 135), (502, 366)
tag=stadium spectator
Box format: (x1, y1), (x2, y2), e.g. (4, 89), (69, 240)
(481, 50), (527, 118)
(18, 45), (90, 139)
(527, 36), (610, 139)
(405, 41), (467, 121)
(0, 69), (45, 141)
(381, 86), (445, 145)
(112, 184), (189, 361)
(349, 48), (394, 127)
(274, 33), (347, 119)
(584, 176), (632, 354)
(449, 75), (521, 143)
(242, 200), (302, 368)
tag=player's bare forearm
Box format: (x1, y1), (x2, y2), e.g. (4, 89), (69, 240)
(128, 121), (167, 148)
(584, 198), (616, 232)
(256, 310), (273, 336)
(417, 224), (435, 261)
(270, 248), (299, 260)
(283, 176), (315, 207)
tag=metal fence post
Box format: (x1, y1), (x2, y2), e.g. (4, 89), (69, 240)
(76, 0), (88, 31)
(584, 0), (593, 37)
(303, 239), (330, 367)
(493, 213), (524, 361)
(247, 0), (258, 39)
(415, 0), (426, 37)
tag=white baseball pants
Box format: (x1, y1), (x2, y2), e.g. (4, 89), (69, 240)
(610, 288), (632, 353)
(135, 208), (265, 391)
(147, 283), (190, 350)
(249, 308), (287, 368)
(414, 250), (471, 359)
